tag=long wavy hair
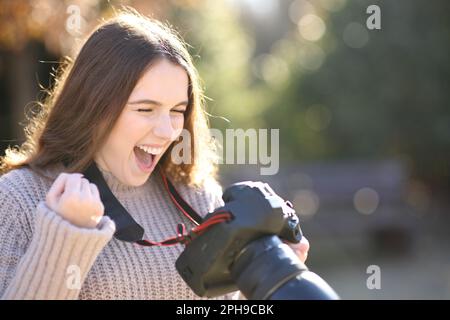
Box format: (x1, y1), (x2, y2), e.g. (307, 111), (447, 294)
(0, 10), (219, 188)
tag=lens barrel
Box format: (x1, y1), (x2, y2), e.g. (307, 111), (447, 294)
(230, 235), (339, 300)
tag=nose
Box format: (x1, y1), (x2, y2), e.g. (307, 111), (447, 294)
(152, 114), (176, 141)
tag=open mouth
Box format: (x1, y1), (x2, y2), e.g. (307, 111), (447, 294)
(134, 145), (160, 172)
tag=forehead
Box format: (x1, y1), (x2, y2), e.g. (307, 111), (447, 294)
(129, 59), (189, 101)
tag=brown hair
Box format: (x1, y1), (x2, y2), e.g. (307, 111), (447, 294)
(0, 10), (218, 188)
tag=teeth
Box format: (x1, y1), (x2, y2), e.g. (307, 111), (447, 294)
(137, 145), (163, 155)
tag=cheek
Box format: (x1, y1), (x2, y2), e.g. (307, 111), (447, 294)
(106, 114), (146, 152)
(172, 116), (185, 136)
(118, 113), (149, 136)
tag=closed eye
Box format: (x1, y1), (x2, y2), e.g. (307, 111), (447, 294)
(137, 108), (186, 114)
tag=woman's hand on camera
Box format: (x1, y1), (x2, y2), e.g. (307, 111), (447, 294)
(286, 236), (310, 263)
(46, 173), (105, 229)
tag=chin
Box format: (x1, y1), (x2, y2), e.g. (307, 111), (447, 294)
(130, 173), (152, 187)
(128, 178), (147, 187)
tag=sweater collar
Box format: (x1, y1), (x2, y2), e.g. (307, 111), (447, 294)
(96, 166), (152, 197)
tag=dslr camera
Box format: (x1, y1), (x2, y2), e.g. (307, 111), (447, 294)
(176, 181), (339, 300)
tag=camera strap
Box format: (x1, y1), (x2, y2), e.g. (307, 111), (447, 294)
(82, 161), (230, 247)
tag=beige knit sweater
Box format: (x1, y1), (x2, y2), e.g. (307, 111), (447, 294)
(0, 163), (240, 300)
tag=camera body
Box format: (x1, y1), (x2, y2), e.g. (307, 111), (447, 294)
(176, 181), (306, 298)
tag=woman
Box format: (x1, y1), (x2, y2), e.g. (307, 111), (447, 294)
(0, 10), (309, 300)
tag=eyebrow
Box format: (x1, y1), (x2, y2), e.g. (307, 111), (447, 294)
(128, 99), (188, 107)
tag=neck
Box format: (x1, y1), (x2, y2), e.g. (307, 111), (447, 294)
(96, 165), (153, 197)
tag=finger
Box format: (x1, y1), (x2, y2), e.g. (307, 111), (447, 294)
(299, 251), (308, 263)
(47, 174), (67, 200)
(89, 183), (100, 199)
(65, 174), (84, 194)
(298, 238), (310, 262)
(293, 238), (310, 255)
(299, 236), (310, 253)
(283, 236), (309, 248)
(80, 179), (92, 197)
(89, 184), (104, 218)
(285, 237), (310, 259)
(46, 173), (73, 207)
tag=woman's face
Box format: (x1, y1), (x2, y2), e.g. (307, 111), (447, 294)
(95, 58), (189, 186)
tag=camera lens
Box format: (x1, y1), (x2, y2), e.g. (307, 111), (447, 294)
(230, 235), (339, 300)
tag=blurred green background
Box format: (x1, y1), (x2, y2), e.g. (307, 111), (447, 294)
(1, 0), (449, 299)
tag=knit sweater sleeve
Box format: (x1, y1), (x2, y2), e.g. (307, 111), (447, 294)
(0, 184), (116, 300)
